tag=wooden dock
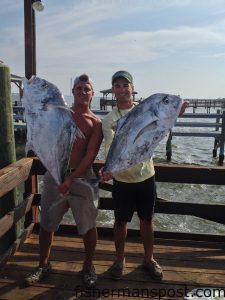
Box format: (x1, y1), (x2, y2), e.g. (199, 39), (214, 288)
(1, 231), (225, 299)
(1, 159), (225, 299)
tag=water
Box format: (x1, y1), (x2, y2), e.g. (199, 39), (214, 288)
(15, 96), (225, 235)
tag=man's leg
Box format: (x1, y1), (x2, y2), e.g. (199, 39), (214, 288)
(140, 219), (154, 262)
(107, 221), (127, 280)
(39, 228), (54, 267)
(140, 219), (163, 280)
(82, 227), (98, 288)
(82, 227), (97, 268)
(114, 221), (127, 262)
(24, 228), (53, 286)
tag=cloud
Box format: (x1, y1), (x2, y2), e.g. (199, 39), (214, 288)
(2, 0), (225, 97)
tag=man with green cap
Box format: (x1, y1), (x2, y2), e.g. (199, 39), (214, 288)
(101, 70), (163, 281)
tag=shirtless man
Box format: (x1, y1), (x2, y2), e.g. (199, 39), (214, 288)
(25, 74), (103, 288)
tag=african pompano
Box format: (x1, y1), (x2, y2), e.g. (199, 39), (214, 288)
(104, 93), (182, 174)
(22, 76), (83, 185)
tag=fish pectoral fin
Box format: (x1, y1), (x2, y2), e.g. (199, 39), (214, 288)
(133, 121), (158, 143)
(42, 104), (69, 111)
(76, 127), (85, 139)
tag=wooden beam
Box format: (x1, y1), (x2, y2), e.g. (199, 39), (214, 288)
(93, 160), (225, 185)
(0, 158), (33, 198)
(33, 159), (225, 185)
(32, 193), (225, 226)
(0, 222), (34, 268)
(0, 194), (34, 238)
(32, 222), (225, 243)
(154, 164), (225, 184)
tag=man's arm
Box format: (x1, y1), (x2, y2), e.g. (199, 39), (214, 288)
(100, 114), (116, 182)
(179, 101), (189, 117)
(72, 121), (103, 177)
(59, 121), (103, 194)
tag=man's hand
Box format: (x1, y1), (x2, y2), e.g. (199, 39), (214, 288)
(179, 101), (189, 117)
(58, 175), (73, 195)
(99, 168), (113, 182)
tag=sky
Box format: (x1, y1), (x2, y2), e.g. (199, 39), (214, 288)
(1, 0), (225, 99)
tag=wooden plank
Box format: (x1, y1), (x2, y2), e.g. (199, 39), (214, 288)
(180, 113), (222, 118)
(3, 255), (225, 287)
(175, 122), (221, 128)
(0, 158), (33, 198)
(0, 279), (192, 300)
(31, 222), (225, 243)
(14, 123), (26, 130)
(93, 160), (225, 185)
(0, 194), (34, 238)
(3, 261), (225, 287)
(154, 163), (225, 184)
(32, 159), (225, 185)
(171, 131), (220, 137)
(1, 233), (225, 299)
(28, 233), (225, 249)
(15, 243), (225, 271)
(98, 197), (225, 225)
(0, 223), (34, 268)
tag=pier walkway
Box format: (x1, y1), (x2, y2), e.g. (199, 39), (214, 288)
(1, 231), (225, 299)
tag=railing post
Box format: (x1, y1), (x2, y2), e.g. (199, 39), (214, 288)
(0, 61), (22, 253)
(213, 109), (221, 157)
(166, 130), (172, 161)
(218, 111), (225, 165)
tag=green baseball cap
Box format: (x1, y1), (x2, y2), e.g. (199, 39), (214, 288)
(112, 70), (133, 84)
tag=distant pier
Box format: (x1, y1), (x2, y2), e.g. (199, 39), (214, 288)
(186, 98), (225, 113)
(13, 106), (26, 138)
(99, 88), (225, 113)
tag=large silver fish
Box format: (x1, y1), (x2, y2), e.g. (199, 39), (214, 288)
(22, 76), (83, 185)
(104, 93), (183, 174)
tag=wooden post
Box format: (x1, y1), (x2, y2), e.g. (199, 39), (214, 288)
(23, 0), (39, 228)
(0, 62), (20, 253)
(218, 111), (225, 165)
(213, 109), (221, 157)
(166, 130), (172, 161)
(24, 0), (36, 79)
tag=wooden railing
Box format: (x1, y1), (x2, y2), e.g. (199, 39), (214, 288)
(166, 111), (225, 165)
(1, 158), (225, 267)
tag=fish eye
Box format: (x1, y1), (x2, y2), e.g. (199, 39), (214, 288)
(41, 81), (48, 88)
(162, 95), (169, 104)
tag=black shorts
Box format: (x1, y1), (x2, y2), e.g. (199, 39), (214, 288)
(112, 176), (156, 223)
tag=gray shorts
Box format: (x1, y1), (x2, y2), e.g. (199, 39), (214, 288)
(40, 169), (98, 235)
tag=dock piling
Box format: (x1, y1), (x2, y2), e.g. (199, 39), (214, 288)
(218, 111), (225, 165)
(0, 61), (21, 253)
